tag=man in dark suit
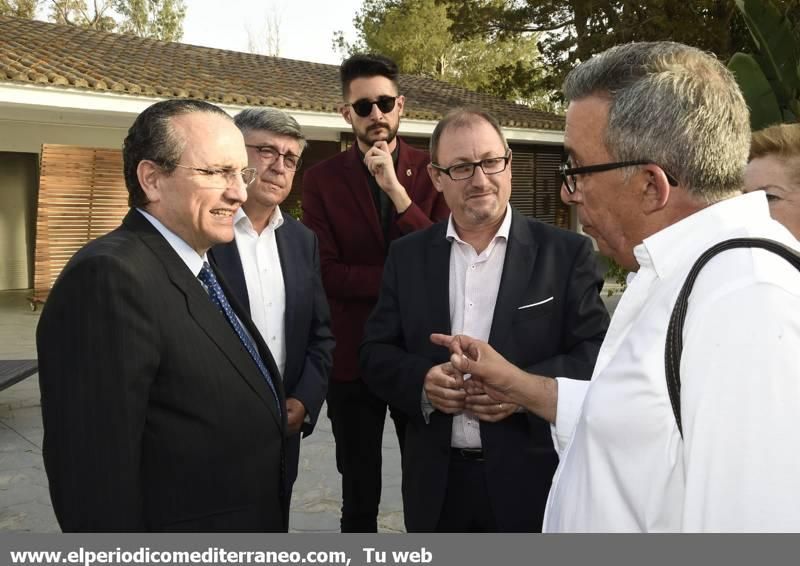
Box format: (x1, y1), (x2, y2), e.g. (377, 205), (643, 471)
(360, 108), (609, 532)
(36, 99), (287, 532)
(302, 54), (449, 532)
(209, 108), (334, 510)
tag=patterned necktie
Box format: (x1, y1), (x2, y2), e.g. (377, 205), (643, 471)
(198, 262), (281, 415)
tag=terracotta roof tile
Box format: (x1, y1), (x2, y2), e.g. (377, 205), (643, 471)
(0, 15), (564, 130)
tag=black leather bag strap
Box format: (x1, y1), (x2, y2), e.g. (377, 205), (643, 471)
(665, 238), (800, 437)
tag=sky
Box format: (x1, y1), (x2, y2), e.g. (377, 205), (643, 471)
(180, 0), (363, 65)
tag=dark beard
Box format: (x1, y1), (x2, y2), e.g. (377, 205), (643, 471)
(355, 122), (398, 148)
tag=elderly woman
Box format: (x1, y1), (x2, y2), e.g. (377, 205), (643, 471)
(744, 123), (800, 239)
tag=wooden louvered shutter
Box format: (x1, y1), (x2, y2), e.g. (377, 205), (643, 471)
(533, 147), (570, 229)
(33, 145), (127, 305)
(509, 145), (535, 217)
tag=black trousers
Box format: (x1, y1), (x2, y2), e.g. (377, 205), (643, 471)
(326, 379), (407, 532)
(435, 452), (497, 532)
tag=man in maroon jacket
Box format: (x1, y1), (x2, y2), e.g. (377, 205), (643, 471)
(302, 54), (449, 532)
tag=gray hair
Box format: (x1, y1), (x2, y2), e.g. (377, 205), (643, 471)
(234, 107), (307, 153)
(563, 41), (750, 203)
(429, 107), (509, 164)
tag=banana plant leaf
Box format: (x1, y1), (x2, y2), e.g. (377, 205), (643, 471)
(728, 52), (783, 130)
(734, 0), (800, 110)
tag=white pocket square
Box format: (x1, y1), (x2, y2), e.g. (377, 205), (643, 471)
(518, 296), (554, 310)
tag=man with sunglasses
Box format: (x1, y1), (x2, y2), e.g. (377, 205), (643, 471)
(209, 108), (335, 514)
(302, 53), (449, 532)
(360, 108), (609, 532)
(432, 42), (800, 531)
(37, 99), (288, 531)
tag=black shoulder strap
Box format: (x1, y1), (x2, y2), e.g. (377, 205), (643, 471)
(665, 238), (800, 437)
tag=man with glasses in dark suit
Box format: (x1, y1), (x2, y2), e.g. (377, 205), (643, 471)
(360, 107), (608, 532)
(37, 99), (287, 532)
(210, 108), (334, 515)
(302, 53), (449, 532)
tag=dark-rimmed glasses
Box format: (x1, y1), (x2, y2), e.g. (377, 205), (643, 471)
(172, 164), (258, 188)
(560, 160), (678, 194)
(431, 152), (511, 181)
(245, 144), (302, 171)
(346, 95), (397, 118)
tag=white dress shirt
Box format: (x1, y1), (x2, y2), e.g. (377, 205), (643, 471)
(137, 208), (260, 345)
(233, 207), (287, 377)
(137, 208), (205, 275)
(543, 192), (800, 532)
(447, 205), (511, 448)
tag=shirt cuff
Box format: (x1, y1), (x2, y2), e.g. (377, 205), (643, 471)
(550, 377), (590, 456)
(421, 389), (435, 424)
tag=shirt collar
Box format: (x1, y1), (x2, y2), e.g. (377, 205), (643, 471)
(636, 191), (771, 280)
(446, 203), (512, 245)
(136, 208), (207, 276)
(234, 206), (284, 234)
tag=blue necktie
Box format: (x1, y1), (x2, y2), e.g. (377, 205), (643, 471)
(198, 262), (281, 415)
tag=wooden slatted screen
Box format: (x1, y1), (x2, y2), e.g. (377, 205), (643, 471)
(533, 146), (570, 230)
(509, 145), (535, 217)
(33, 144), (128, 304)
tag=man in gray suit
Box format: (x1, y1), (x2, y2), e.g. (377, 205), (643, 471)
(210, 108), (334, 509)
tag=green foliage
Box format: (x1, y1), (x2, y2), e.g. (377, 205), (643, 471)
(0, 0), (38, 18)
(49, 0), (117, 30)
(333, 0), (551, 108)
(19, 0), (186, 40)
(113, 0), (185, 42)
(727, 0), (800, 129)
(604, 257), (629, 294)
(447, 1), (800, 104)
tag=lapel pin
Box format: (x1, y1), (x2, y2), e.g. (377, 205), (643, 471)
(406, 169), (412, 177)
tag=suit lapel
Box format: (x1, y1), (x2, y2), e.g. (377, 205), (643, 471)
(425, 224), (452, 336)
(124, 210), (282, 427)
(395, 138), (420, 196)
(343, 145), (384, 245)
(214, 265), (286, 427)
(208, 240), (250, 313)
(275, 225), (298, 383)
(489, 210), (538, 348)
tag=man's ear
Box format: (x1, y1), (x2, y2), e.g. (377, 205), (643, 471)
(640, 163), (671, 215)
(396, 94), (405, 117)
(138, 160), (162, 204)
(427, 163), (444, 193)
(340, 104), (353, 125)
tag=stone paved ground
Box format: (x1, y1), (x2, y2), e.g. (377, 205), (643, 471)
(0, 287), (620, 533)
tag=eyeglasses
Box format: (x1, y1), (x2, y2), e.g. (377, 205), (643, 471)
(172, 164), (258, 188)
(560, 160), (678, 194)
(245, 144), (302, 171)
(346, 95), (398, 118)
(431, 152), (511, 181)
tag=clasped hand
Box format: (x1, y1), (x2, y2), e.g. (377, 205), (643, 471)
(423, 360), (517, 423)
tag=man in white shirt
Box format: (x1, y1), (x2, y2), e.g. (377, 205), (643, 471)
(361, 108), (609, 532)
(433, 42), (800, 532)
(210, 108), (335, 509)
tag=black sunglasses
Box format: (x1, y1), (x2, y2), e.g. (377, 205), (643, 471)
(347, 96), (397, 118)
(560, 160), (678, 194)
